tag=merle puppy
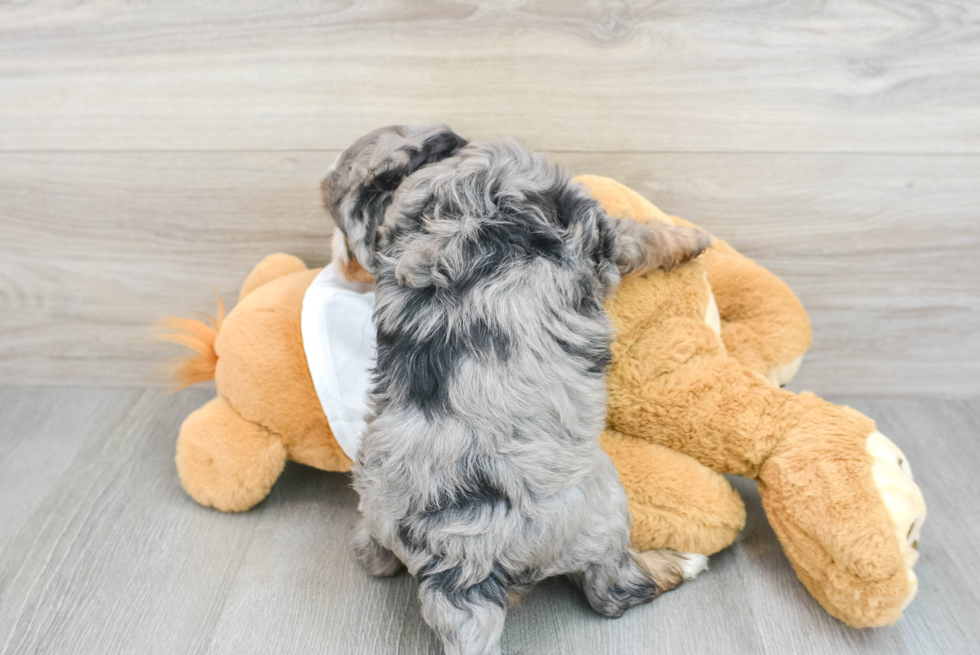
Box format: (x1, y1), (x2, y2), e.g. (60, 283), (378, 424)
(323, 125), (711, 655)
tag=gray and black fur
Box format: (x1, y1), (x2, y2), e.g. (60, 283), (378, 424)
(323, 125), (710, 655)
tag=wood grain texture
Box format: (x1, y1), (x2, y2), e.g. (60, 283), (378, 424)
(0, 151), (334, 387)
(1, 2), (976, 652)
(2, 150), (977, 394)
(554, 152), (980, 398)
(1, 1), (980, 152)
(0, 386), (977, 654)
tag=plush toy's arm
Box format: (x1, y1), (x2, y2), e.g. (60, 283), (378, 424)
(574, 174), (813, 386)
(695, 237), (813, 385)
(608, 326), (924, 628)
(600, 429), (745, 556)
(585, 174), (924, 627)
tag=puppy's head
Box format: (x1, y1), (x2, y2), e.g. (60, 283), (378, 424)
(322, 124), (467, 276)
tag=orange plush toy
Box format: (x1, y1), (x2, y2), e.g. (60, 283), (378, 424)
(164, 176), (925, 629)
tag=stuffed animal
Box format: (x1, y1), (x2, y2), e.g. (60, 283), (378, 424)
(162, 176), (925, 629)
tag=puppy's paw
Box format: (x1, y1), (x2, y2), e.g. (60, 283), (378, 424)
(636, 548), (707, 592)
(678, 553), (709, 580)
(353, 518), (406, 578)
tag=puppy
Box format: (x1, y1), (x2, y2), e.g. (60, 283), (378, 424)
(323, 125), (711, 655)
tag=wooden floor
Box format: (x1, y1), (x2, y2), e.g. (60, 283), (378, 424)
(0, 386), (977, 655)
(2, 1), (979, 653)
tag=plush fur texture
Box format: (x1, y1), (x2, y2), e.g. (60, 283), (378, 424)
(168, 256), (352, 514)
(323, 128), (709, 655)
(577, 175), (924, 628)
(162, 175), (924, 630)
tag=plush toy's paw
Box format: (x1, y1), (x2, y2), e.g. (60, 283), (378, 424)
(866, 431), (926, 589)
(678, 553), (709, 580)
(759, 404), (927, 628)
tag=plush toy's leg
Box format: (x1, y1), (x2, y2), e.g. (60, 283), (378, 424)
(239, 252), (308, 299)
(610, 353), (805, 478)
(576, 174), (811, 385)
(699, 243), (813, 386)
(600, 429), (745, 555)
(609, 352), (925, 627)
(175, 396), (288, 512)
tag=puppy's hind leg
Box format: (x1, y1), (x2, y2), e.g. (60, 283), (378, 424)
(352, 515), (404, 577)
(638, 548), (708, 588)
(417, 571), (508, 655)
(574, 548), (707, 619)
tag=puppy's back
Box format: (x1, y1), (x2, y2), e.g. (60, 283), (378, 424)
(357, 140), (619, 574)
(370, 139), (618, 421)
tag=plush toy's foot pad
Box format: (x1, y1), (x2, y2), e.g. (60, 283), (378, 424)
(867, 430), (926, 603)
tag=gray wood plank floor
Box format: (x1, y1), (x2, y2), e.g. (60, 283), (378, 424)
(1, 385), (977, 654)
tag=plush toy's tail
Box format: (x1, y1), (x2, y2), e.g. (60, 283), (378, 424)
(158, 293), (225, 391)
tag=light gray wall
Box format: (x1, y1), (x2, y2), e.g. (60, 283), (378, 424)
(1, 1), (977, 394)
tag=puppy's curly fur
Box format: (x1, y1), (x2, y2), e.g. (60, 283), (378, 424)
(323, 125), (710, 655)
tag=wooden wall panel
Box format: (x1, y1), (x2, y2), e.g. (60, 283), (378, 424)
(1, 1), (979, 153)
(2, 151), (976, 394)
(1, 0), (977, 392)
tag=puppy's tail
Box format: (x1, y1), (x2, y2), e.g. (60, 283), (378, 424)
(157, 293), (225, 391)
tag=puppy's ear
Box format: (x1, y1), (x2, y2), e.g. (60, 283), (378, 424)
(409, 129), (470, 170)
(612, 219), (713, 277)
(323, 125), (467, 273)
(331, 229), (375, 284)
(562, 181), (711, 293)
